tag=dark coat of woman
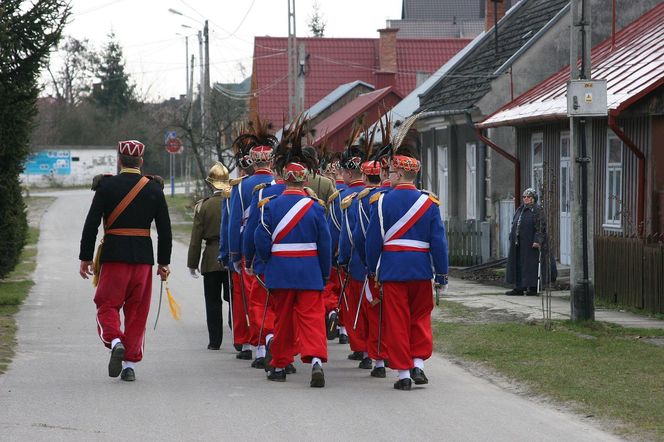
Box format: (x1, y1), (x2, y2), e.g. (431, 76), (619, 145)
(505, 201), (553, 290)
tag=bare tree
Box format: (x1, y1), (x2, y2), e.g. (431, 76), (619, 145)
(46, 36), (98, 106)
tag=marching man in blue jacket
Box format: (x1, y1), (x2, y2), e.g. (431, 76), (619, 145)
(255, 119), (331, 388)
(365, 123), (449, 391)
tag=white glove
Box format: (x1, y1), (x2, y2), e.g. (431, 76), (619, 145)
(189, 268), (200, 279)
(232, 260), (242, 273)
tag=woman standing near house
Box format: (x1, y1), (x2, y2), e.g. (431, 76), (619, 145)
(505, 188), (549, 296)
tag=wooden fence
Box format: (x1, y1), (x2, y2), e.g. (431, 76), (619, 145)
(445, 219), (490, 266)
(594, 235), (664, 314)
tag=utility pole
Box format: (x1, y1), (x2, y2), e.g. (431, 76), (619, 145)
(569, 0), (595, 321)
(198, 30), (205, 144)
(297, 41), (306, 116)
(287, 0), (297, 121)
(204, 20), (211, 163)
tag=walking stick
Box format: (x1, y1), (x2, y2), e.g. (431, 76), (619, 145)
(435, 283), (440, 306)
(376, 283), (384, 354)
(237, 265), (251, 327)
(153, 280), (163, 330)
(255, 275), (270, 348)
(352, 278), (368, 330)
(337, 267), (351, 312)
(227, 269), (234, 331)
(537, 248), (542, 294)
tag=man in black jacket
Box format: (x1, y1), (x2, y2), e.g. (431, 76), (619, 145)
(79, 140), (172, 382)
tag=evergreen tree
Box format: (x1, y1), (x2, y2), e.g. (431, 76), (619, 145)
(307, 1), (326, 37)
(90, 33), (136, 119)
(0, 0), (69, 278)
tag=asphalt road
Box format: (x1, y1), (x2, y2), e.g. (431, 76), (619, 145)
(0, 190), (621, 441)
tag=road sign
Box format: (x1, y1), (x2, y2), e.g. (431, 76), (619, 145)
(165, 130), (177, 142)
(165, 137), (183, 154)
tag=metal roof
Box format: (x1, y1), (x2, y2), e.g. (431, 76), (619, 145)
(478, 3), (664, 127)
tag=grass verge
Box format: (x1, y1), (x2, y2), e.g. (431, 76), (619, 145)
(167, 194), (196, 244)
(434, 300), (664, 440)
(0, 197), (52, 375)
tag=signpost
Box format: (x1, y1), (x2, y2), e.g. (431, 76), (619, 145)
(165, 132), (183, 197)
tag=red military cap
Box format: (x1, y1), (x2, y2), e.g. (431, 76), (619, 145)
(361, 160), (381, 176)
(249, 145), (273, 162)
(283, 162), (308, 183)
(118, 140), (145, 157)
(391, 155), (420, 173)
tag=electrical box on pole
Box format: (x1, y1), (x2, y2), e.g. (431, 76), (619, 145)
(567, 80), (607, 117)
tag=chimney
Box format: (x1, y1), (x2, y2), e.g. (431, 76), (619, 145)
(376, 28), (398, 89)
(485, 0), (507, 32)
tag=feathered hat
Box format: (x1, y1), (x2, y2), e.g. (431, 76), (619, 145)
(359, 123), (381, 176)
(273, 114), (317, 183)
(247, 116), (278, 163)
(339, 116), (367, 170)
(388, 113), (421, 172)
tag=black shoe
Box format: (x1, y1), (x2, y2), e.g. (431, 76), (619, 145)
(410, 367), (429, 385)
(207, 344), (221, 350)
(348, 351), (364, 361)
(251, 357), (265, 369)
(108, 342), (125, 378)
(267, 368), (286, 382)
(394, 378), (412, 391)
(285, 363), (297, 374)
(120, 367), (135, 382)
(338, 334), (349, 345)
(358, 357), (373, 369)
(233, 344), (243, 352)
(236, 349), (252, 360)
(525, 288), (539, 296)
(310, 363), (325, 388)
(326, 311), (339, 340)
(370, 367), (386, 378)
(505, 289), (524, 296)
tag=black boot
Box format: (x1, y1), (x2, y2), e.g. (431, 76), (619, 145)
(251, 357), (265, 369)
(358, 357), (372, 369)
(410, 367), (429, 385)
(348, 351), (363, 361)
(338, 333), (349, 345)
(505, 288), (524, 296)
(236, 349), (252, 360)
(267, 368), (286, 382)
(370, 366), (386, 378)
(393, 378), (412, 391)
(108, 342), (125, 378)
(326, 311), (339, 340)
(310, 363), (325, 388)
(120, 367), (135, 382)
(526, 287), (539, 296)
(285, 363), (297, 374)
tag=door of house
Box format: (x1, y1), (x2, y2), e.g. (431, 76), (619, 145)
(437, 145), (449, 220)
(559, 133), (571, 265)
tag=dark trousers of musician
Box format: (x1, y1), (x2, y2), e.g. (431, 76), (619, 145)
(203, 270), (229, 348)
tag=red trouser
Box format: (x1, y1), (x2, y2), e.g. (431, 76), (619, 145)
(94, 262), (152, 362)
(343, 278), (368, 353)
(365, 277), (389, 362)
(323, 266), (341, 313)
(270, 289), (327, 369)
(249, 274), (275, 346)
(231, 269), (253, 345)
(381, 280), (434, 371)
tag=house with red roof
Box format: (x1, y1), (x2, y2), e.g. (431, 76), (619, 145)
(477, 2), (664, 312)
(249, 30), (470, 129)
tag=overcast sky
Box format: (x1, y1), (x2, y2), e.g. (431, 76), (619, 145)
(45, 0), (404, 102)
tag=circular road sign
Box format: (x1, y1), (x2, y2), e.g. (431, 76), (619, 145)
(166, 138), (183, 154)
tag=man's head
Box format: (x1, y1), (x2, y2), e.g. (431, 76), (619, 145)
(339, 147), (365, 184)
(389, 155), (420, 186)
(118, 140), (145, 169)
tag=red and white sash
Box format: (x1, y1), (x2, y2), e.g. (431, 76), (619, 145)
(272, 198), (314, 244)
(381, 193), (432, 252)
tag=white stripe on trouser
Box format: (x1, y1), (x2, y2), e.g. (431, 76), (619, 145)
(96, 308), (110, 345)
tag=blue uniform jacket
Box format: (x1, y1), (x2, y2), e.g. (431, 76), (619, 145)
(365, 184), (448, 283)
(242, 181), (285, 275)
(218, 195), (231, 265)
(255, 189), (331, 290)
(228, 170), (273, 265)
(353, 186), (390, 268)
(337, 182), (367, 281)
(326, 182), (347, 259)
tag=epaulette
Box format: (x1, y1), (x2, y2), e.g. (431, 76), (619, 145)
(304, 187), (318, 199)
(194, 197), (208, 215)
(257, 195), (276, 208)
(421, 189), (440, 206)
(221, 187), (232, 199)
(91, 173), (112, 191)
(230, 176), (246, 186)
(358, 188), (371, 200)
(369, 192), (383, 205)
(340, 192), (357, 210)
(146, 175), (165, 189)
(253, 182), (270, 193)
(327, 190), (340, 205)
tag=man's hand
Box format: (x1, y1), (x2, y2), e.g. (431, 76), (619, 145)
(232, 260), (242, 273)
(189, 268), (200, 279)
(532, 242), (541, 249)
(79, 261), (94, 279)
(245, 266), (254, 276)
(157, 265), (170, 281)
(435, 283), (449, 292)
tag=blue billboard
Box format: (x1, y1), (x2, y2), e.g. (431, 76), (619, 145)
(24, 150), (71, 175)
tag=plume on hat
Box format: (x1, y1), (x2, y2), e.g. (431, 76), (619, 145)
(272, 113), (318, 178)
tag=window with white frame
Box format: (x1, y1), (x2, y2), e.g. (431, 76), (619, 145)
(531, 133), (544, 198)
(466, 142), (477, 220)
(604, 133), (623, 227)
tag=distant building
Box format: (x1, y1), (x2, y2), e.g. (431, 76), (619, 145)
(21, 145), (116, 187)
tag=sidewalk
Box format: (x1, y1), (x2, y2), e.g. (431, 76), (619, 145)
(445, 276), (664, 329)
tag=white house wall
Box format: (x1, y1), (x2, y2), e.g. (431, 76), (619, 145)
(21, 147), (116, 187)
